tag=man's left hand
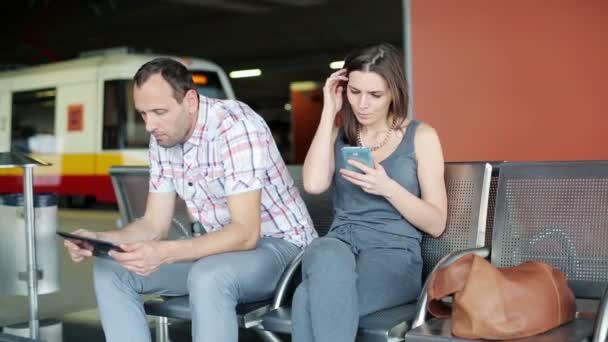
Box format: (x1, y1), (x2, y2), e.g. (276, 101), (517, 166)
(340, 159), (397, 198)
(110, 241), (166, 276)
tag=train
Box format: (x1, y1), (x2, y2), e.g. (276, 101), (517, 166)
(0, 49), (235, 204)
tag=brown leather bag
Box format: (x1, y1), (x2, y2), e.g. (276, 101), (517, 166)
(427, 254), (576, 339)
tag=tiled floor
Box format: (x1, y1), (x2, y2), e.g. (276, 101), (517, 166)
(0, 209), (287, 342)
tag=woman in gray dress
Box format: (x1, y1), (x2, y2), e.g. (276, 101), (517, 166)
(294, 43), (448, 342)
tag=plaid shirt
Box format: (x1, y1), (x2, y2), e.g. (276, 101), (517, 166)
(148, 96), (317, 248)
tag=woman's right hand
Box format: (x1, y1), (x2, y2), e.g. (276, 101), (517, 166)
(322, 69), (348, 118)
(63, 229), (97, 262)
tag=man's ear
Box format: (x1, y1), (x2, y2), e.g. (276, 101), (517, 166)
(185, 89), (199, 114)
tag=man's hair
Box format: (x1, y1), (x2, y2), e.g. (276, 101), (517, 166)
(133, 57), (196, 102)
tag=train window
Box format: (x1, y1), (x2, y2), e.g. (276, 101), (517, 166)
(191, 70), (227, 99)
(103, 80), (148, 149)
(11, 88), (56, 153)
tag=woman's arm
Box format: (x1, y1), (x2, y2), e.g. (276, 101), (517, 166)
(384, 124), (447, 237)
(302, 69), (347, 194)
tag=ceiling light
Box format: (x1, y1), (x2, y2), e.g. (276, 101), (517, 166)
(229, 69), (262, 79)
(290, 81), (320, 91)
(329, 60), (344, 69)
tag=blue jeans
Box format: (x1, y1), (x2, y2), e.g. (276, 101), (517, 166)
(93, 237), (300, 342)
(292, 224), (422, 342)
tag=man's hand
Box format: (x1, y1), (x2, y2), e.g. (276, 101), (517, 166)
(63, 229), (97, 263)
(110, 240), (166, 276)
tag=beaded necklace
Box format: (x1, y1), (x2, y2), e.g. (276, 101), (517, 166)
(356, 117), (398, 151)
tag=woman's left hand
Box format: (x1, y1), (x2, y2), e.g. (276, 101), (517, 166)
(340, 160), (397, 198)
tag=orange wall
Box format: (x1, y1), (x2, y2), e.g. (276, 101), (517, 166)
(291, 87), (323, 163)
(412, 0), (608, 161)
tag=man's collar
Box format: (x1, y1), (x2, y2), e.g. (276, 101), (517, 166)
(184, 95), (207, 146)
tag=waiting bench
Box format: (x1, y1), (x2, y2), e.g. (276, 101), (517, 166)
(110, 162), (496, 341)
(406, 161), (608, 342)
(258, 162), (496, 341)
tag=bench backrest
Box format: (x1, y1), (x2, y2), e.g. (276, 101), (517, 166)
(109, 166), (191, 240)
(421, 162), (495, 279)
(110, 162), (496, 273)
(491, 161), (608, 299)
(287, 162), (495, 281)
(286, 165), (334, 237)
(109, 165), (335, 239)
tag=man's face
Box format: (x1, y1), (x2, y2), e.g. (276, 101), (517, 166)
(133, 73), (194, 148)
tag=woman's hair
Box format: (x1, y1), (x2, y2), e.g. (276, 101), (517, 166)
(133, 57), (196, 103)
(341, 43), (409, 146)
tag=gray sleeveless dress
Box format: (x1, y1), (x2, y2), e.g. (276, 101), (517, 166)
(331, 120), (423, 242)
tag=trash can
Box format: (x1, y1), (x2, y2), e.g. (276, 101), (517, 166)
(0, 193), (59, 296)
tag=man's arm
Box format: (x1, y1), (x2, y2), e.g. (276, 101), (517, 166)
(159, 189), (261, 263)
(109, 189), (261, 275)
(99, 191), (177, 244)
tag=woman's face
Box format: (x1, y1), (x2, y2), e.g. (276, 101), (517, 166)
(346, 70), (393, 126)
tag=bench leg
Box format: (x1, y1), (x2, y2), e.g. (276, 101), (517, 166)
(253, 329), (284, 342)
(155, 316), (170, 342)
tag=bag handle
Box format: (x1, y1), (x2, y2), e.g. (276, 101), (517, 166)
(427, 254), (476, 318)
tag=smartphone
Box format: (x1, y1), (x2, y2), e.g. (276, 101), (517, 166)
(341, 146), (374, 173)
(57, 231), (125, 257)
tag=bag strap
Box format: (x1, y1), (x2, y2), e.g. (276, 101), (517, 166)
(427, 254), (477, 318)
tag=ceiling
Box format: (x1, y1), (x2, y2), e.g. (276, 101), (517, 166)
(1, 0), (405, 118)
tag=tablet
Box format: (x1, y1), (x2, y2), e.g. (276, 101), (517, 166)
(57, 231), (125, 257)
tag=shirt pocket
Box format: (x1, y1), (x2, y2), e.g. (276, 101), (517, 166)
(193, 166), (225, 199)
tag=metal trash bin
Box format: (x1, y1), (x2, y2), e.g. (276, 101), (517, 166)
(0, 193), (59, 296)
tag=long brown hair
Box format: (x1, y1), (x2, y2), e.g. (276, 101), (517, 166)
(341, 43), (409, 146)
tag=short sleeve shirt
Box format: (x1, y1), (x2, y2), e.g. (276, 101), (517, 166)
(148, 96), (317, 248)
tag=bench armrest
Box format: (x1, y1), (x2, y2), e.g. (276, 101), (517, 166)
(411, 246), (490, 329)
(270, 249), (305, 310)
(593, 284), (608, 342)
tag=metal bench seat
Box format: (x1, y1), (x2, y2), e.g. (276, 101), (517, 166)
(261, 303), (419, 341)
(406, 161), (608, 342)
(407, 317), (596, 342)
(258, 162), (497, 341)
(144, 296), (271, 328)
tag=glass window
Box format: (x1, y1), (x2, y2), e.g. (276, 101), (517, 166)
(191, 70), (227, 99)
(11, 88), (56, 153)
(103, 80), (147, 149)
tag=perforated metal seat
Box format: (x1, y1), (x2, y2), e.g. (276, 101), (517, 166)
(286, 165), (334, 239)
(111, 166), (192, 240)
(406, 161), (608, 342)
(259, 162), (496, 342)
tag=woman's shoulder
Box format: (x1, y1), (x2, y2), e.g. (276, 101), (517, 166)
(408, 120), (439, 140)
(411, 120), (442, 158)
(395, 119), (437, 139)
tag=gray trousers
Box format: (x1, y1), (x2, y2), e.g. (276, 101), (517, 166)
(93, 237), (300, 342)
(292, 224), (422, 342)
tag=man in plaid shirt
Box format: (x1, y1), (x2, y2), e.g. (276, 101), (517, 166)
(64, 58), (317, 342)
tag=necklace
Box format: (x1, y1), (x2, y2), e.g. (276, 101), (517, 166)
(357, 117), (398, 151)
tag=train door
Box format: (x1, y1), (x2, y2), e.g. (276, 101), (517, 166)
(54, 81), (98, 184)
